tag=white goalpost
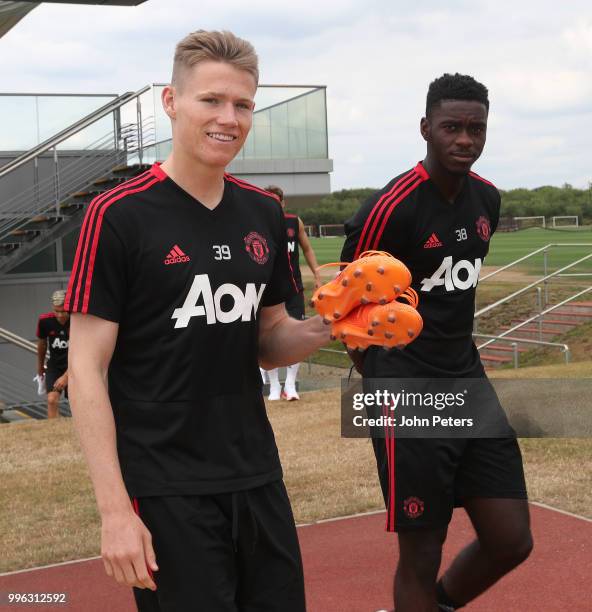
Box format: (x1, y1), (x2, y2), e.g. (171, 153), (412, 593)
(514, 216), (546, 229)
(551, 216), (579, 228)
(318, 224), (345, 238)
(304, 225), (316, 237)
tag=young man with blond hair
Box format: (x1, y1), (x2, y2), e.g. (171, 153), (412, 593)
(36, 289), (70, 418)
(260, 184), (321, 401)
(66, 30), (330, 611)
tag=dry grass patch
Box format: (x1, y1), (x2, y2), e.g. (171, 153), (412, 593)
(0, 418), (100, 573)
(266, 389), (383, 524)
(520, 438), (592, 518)
(1, 380), (591, 573)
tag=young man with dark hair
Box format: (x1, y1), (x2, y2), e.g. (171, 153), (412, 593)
(260, 184), (321, 401)
(36, 289), (69, 418)
(66, 29), (330, 611)
(341, 73), (532, 611)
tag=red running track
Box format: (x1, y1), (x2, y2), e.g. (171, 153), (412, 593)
(1, 503), (590, 611)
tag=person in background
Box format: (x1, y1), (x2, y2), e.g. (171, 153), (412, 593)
(36, 289), (69, 418)
(260, 184), (321, 401)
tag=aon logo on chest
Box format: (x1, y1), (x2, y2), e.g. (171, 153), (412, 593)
(420, 256), (482, 292)
(51, 337), (69, 350)
(172, 274), (266, 328)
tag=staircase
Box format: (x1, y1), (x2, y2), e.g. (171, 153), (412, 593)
(475, 247), (592, 369)
(478, 301), (592, 368)
(0, 86), (155, 273)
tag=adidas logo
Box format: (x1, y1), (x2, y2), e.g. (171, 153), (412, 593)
(423, 233), (443, 249)
(164, 245), (191, 265)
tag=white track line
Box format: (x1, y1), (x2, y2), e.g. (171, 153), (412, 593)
(530, 501), (592, 523)
(0, 556), (101, 577)
(2, 502), (590, 577)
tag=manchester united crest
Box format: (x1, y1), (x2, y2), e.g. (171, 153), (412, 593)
(476, 216), (491, 242)
(244, 231), (270, 265)
(287, 227), (296, 238)
(403, 496), (424, 519)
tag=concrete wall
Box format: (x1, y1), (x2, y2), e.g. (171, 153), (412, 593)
(0, 274), (69, 340)
(228, 158), (333, 210)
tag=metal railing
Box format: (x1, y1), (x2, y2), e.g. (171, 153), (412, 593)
(473, 333), (570, 368)
(0, 86), (153, 244)
(0, 327), (39, 414)
(479, 243), (592, 307)
(476, 286), (592, 351)
(476, 243), (592, 365)
(0, 326), (36, 353)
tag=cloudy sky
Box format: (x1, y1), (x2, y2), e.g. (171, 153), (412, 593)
(2, 0), (591, 191)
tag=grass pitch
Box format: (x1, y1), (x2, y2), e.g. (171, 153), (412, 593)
(308, 228), (592, 273)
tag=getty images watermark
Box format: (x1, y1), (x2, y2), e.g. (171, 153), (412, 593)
(341, 378), (592, 438)
(352, 387), (473, 429)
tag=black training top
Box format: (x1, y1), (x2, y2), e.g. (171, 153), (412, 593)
(285, 213), (304, 292)
(36, 313), (70, 371)
(65, 164), (296, 497)
(341, 161), (500, 377)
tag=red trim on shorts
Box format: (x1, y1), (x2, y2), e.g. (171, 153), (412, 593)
(383, 403), (396, 532)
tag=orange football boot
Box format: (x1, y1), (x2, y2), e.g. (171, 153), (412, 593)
(330, 289), (423, 351)
(310, 251), (412, 323)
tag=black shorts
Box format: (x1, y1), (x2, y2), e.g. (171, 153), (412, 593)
(364, 352), (527, 532)
(285, 291), (305, 320)
(132, 480), (305, 612)
(372, 433), (527, 532)
(45, 365), (67, 397)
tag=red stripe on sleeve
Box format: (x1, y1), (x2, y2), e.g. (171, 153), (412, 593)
(362, 173), (420, 255)
(370, 176), (426, 251)
(81, 177), (160, 313)
(353, 170), (417, 260)
(69, 171), (153, 311)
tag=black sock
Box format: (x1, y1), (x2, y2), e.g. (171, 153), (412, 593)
(436, 579), (463, 610)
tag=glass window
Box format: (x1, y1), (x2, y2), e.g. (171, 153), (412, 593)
(39, 96), (115, 149)
(0, 96), (38, 151)
(287, 96), (308, 158)
(270, 103), (289, 158)
(252, 110), (272, 158)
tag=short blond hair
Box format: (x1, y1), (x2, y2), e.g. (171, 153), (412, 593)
(51, 290), (66, 306)
(172, 30), (259, 88)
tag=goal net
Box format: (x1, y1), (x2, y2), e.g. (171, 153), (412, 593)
(551, 216), (579, 228)
(319, 224), (345, 238)
(304, 224), (317, 237)
(514, 216), (546, 230)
